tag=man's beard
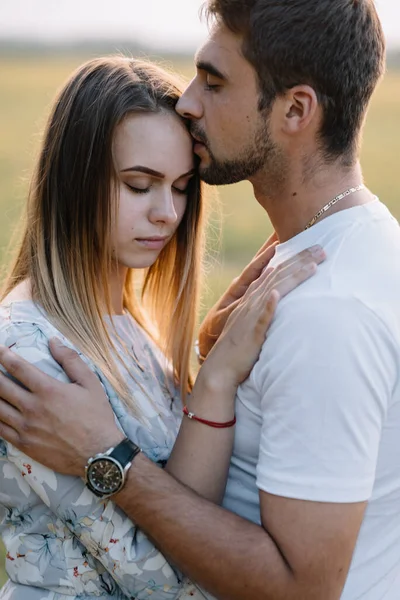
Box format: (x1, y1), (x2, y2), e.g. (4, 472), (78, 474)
(191, 118), (283, 186)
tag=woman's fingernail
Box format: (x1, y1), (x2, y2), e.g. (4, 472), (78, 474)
(310, 245), (325, 258)
(304, 262), (317, 272)
(50, 337), (63, 348)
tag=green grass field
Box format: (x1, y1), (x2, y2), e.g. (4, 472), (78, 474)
(0, 54), (400, 587)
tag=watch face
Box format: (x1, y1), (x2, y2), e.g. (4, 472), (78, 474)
(87, 458), (123, 495)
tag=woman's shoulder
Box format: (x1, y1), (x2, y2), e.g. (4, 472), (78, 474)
(0, 299), (62, 342)
(0, 300), (79, 387)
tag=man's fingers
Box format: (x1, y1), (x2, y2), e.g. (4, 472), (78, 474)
(0, 421), (20, 447)
(49, 339), (100, 389)
(0, 391), (23, 428)
(0, 371), (31, 412)
(0, 345), (57, 394)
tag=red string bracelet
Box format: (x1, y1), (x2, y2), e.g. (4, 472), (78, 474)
(183, 406), (236, 429)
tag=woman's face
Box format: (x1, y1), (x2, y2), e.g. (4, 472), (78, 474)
(112, 111), (195, 270)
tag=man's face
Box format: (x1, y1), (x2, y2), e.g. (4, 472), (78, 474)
(176, 23), (282, 186)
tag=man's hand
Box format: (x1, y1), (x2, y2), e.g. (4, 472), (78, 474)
(198, 232), (278, 360)
(0, 340), (124, 475)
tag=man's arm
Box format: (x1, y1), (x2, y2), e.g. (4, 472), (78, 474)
(0, 338), (370, 600)
(113, 450), (366, 600)
(112, 293), (395, 600)
(0, 288), (391, 599)
(0, 326), (186, 598)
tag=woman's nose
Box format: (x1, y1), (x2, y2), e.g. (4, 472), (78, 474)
(149, 190), (179, 225)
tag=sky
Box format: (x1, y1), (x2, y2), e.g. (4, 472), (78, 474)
(0, 0), (399, 51)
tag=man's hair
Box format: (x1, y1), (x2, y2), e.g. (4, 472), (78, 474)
(204, 0), (386, 162)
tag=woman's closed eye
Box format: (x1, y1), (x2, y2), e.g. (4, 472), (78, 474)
(125, 184), (189, 196)
(172, 174), (194, 195)
(126, 183), (151, 194)
(172, 185), (190, 195)
(124, 174), (153, 194)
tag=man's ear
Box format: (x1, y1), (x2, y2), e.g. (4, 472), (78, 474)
(280, 85), (319, 135)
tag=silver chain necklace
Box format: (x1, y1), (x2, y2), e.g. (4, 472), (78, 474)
(304, 184), (365, 230)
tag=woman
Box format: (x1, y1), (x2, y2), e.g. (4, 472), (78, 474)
(0, 56), (321, 599)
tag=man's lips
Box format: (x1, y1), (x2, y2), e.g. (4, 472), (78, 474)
(193, 141), (208, 156)
(191, 134), (208, 156)
(190, 131), (206, 145)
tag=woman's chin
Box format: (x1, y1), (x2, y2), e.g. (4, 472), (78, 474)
(118, 254), (161, 271)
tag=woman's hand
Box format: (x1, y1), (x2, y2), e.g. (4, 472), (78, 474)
(197, 232), (278, 362)
(199, 244), (326, 390)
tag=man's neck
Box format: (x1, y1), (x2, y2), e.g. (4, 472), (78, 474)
(251, 160), (372, 243)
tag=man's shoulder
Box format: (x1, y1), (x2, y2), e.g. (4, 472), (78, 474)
(330, 203), (400, 282)
(274, 214), (400, 343)
(252, 291), (399, 391)
(273, 290), (398, 347)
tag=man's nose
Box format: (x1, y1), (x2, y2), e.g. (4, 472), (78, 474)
(176, 80), (203, 120)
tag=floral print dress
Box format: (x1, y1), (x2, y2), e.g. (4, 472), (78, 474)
(0, 301), (210, 600)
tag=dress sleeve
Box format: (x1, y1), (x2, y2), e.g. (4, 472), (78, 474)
(1, 321), (189, 600)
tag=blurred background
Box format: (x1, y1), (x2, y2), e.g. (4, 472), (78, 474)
(0, 0), (399, 586)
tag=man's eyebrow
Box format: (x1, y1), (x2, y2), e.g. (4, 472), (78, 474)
(195, 60), (228, 81)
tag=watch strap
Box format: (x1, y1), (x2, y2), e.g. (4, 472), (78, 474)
(109, 438), (141, 466)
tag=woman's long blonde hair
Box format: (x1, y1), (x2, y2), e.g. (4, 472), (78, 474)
(1, 56), (207, 415)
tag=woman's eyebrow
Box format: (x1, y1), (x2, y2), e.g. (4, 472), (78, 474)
(120, 165), (196, 179)
(120, 166), (165, 177)
(120, 166), (195, 179)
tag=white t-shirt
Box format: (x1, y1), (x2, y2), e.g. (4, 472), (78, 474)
(222, 200), (400, 599)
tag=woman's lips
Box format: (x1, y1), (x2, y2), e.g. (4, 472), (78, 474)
(135, 236), (169, 250)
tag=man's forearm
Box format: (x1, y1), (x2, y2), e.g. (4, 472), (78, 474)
(115, 453), (294, 600)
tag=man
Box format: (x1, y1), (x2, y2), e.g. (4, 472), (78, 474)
(0, 1), (399, 599)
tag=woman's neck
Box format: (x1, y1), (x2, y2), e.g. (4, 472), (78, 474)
(2, 279), (32, 304)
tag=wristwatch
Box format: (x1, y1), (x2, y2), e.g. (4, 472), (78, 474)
(85, 438), (141, 499)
